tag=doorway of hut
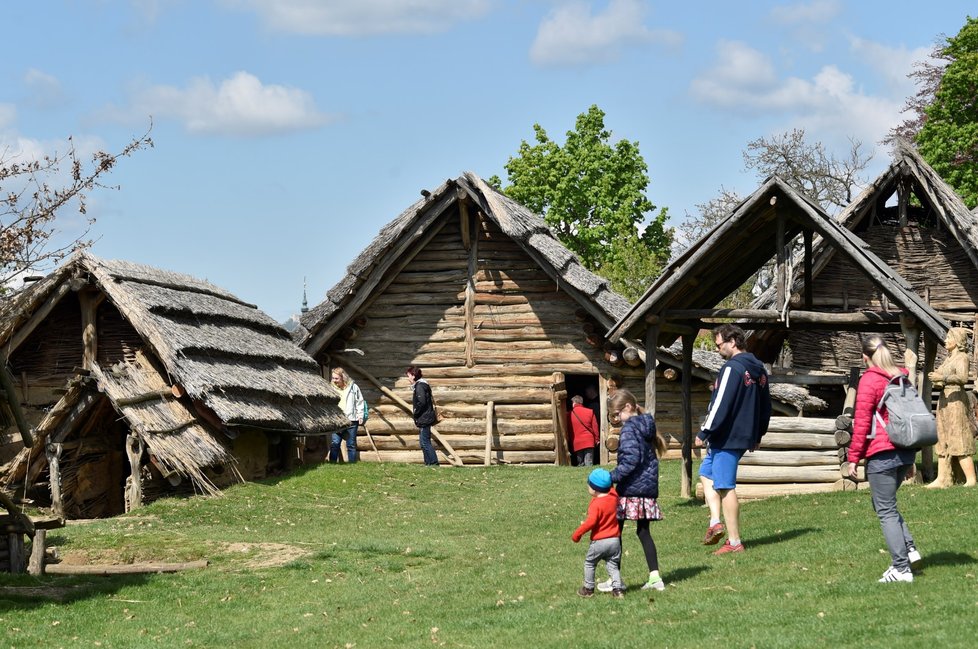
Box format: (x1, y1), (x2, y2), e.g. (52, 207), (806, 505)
(564, 374), (602, 467)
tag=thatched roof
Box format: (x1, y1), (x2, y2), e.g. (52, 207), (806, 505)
(753, 142), (978, 311)
(296, 172), (631, 357)
(608, 175), (949, 347)
(0, 252), (347, 436)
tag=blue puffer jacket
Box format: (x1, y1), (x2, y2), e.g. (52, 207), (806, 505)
(609, 413), (659, 499)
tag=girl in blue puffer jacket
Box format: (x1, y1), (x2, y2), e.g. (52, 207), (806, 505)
(606, 389), (669, 592)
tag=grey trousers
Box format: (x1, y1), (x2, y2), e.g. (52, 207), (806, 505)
(867, 466), (915, 571)
(583, 537), (623, 589)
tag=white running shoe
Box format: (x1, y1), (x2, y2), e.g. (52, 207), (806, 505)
(641, 575), (666, 591)
(879, 566), (914, 583)
(596, 579), (626, 593)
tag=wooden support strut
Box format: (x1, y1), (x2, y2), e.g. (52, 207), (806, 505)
(337, 356), (463, 466)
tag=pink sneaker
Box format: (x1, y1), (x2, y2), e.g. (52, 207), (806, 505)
(713, 540), (744, 555)
(702, 522), (726, 545)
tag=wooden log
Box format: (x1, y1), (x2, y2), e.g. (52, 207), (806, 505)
(362, 424), (382, 463)
(834, 429), (852, 446)
(27, 529), (46, 576)
(766, 417), (837, 434)
(622, 347), (642, 367)
(760, 432), (837, 449)
(739, 450), (839, 466)
(45, 560), (209, 575)
(47, 442), (64, 518)
(364, 433), (556, 451)
(484, 401), (494, 466)
(737, 464), (842, 483)
(696, 480), (844, 500)
(0, 358), (33, 448)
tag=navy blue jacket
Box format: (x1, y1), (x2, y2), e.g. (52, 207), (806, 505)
(609, 413), (660, 498)
(697, 352), (772, 450)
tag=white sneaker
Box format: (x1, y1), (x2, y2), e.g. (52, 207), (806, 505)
(907, 547), (922, 566)
(596, 579), (625, 593)
(641, 575), (666, 591)
(879, 566), (913, 583)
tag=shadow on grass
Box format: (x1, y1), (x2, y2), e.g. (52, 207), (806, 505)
(661, 564), (710, 585)
(748, 527), (821, 549)
(919, 551), (976, 568)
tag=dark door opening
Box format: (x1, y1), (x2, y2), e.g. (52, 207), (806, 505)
(564, 374), (601, 466)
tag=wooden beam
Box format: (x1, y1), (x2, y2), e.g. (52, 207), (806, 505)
(0, 356), (33, 447)
(775, 210), (786, 309)
(459, 191), (471, 251)
(645, 324), (659, 414)
(78, 289), (103, 371)
(45, 560), (209, 575)
(803, 230), (813, 309)
(680, 332), (694, 499)
(6, 281), (72, 355)
(484, 400), (494, 466)
(661, 308), (902, 326)
(598, 373), (609, 465)
(921, 335), (938, 482)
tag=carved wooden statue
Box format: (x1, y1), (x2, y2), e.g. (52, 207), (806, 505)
(926, 327), (977, 488)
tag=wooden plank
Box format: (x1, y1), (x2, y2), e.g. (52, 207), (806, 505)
(45, 560), (209, 575)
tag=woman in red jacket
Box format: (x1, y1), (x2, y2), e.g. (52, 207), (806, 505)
(847, 334), (921, 583)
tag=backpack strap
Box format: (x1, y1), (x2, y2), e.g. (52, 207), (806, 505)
(869, 374), (906, 439)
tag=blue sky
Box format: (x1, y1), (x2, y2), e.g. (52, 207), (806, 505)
(2, 1), (974, 323)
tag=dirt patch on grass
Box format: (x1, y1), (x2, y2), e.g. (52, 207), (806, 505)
(216, 542), (310, 568)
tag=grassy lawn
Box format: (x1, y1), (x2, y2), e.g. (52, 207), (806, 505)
(1, 459), (976, 648)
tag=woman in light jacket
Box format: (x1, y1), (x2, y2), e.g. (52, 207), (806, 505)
(329, 367), (363, 463)
(847, 334), (920, 583)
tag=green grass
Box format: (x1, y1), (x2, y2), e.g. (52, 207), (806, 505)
(2, 460), (976, 648)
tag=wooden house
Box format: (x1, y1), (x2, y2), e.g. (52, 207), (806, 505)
(751, 142), (978, 376)
(608, 175), (949, 497)
(295, 172), (823, 466)
(0, 253), (347, 518)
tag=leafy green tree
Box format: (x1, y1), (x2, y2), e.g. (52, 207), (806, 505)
(914, 16), (978, 208)
(491, 105), (672, 300)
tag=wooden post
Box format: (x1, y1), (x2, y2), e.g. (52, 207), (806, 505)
(28, 529), (46, 576)
(0, 356), (33, 447)
(803, 230), (813, 310)
(8, 533), (24, 574)
(598, 374), (609, 465)
(125, 434), (145, 512)
(680, 332), (695, 498)
(921, 335), (938, 481)
(897, 179), (908, 228)
(645, 324), (659, 414)
(362, 424), (382, 463)
(47, 442), (64, 518)
(79, 289), (102, 371)
(552, 373), (569, 466)
(464, 214), (478, 368)
(775, 210), (786, 309)
(484, 401), (494, 466)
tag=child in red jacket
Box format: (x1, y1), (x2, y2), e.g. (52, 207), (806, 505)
(571, 468), (623, 597)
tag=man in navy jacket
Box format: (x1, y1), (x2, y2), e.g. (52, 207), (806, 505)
(695, 324), (771, 554)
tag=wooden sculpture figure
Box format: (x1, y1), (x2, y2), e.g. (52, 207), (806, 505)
(926, 327), (977, 488)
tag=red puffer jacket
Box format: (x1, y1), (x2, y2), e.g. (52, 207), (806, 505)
(848, 365), (909, 464)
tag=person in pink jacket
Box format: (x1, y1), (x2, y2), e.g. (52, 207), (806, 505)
(847, 334), (921, 583)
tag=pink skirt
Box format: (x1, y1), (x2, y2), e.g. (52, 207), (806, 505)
(617, 496), (663, 521)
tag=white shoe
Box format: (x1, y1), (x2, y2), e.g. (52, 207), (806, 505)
(879, 566), (913, 583)
(596, 579), (625, 593)
(907, 547), (922, 566)
(641, 576), (666, 591)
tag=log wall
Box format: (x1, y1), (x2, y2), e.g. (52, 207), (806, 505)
(321, 209), (720, 465)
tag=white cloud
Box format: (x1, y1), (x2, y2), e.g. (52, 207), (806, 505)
(0, 104), (16, 130)
(769, 0), (841, 26)
(849, 36), (933, 92)
(118, 71), (334, 136)
(530, 0), (682, 67)
(220, 0), (491, 36)
(691, 41), (905, 149)
(768, 0), (841, 53)
(24, 69), (66, 109)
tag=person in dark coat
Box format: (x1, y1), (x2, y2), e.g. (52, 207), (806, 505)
(406, 366), (438, 466)
(695, 324), (771, 555)
(600, 389), (669, 593)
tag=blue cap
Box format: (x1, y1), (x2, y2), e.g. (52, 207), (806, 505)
(587, 468), (612, 493)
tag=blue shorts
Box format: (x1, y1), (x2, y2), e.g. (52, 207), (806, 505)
(698, 448), (746, 491)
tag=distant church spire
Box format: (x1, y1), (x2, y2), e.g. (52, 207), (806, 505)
(301, 277), (308, 314)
